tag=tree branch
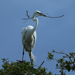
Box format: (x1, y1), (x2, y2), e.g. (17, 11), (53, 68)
(22, 11), (64, 23)
(39, 61), (45, 67)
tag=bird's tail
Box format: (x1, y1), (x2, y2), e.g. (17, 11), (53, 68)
(31, 52), (35, 61)
(29, 52), (35, 62)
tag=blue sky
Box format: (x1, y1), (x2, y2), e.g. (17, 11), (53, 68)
(0, 0), (75, 74)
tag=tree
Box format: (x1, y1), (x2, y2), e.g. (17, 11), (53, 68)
(0, 58), (52, 75)
(47, 50), (75, 75)
(0, 50), (75, 75)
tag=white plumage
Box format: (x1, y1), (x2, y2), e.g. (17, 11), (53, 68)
(21, 26), (36, 61)
(21, 10), (46, 61)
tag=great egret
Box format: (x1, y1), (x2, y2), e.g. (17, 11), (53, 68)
(21, 10), (46, 62)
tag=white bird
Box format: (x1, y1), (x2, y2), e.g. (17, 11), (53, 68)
(21, 10), (46, 62)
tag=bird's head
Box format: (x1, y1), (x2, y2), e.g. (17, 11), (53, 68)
(32, 10), (46, 18)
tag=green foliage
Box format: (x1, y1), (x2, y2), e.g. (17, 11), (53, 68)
(47, 50), (75, 75)
(0, 51), (75, 75)
(47, 52), (54, 60)
(0, 58), (53, 75)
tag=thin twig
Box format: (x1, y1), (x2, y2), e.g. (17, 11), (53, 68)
(39, 61), (45, 67)
(26, 11), (29, 18)
(52, 50), (73, 62)
(46, 13), (64, 18)
(22, 11), (32, 23)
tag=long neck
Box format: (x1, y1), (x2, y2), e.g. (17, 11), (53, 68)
(33, 18), (38, 31)
(31, 18), (38, 34)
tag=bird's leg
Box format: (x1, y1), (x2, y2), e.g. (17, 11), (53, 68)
(29, 45), (31, 62)
(30, 45), (33, 65)
(22, 46), (24, 62)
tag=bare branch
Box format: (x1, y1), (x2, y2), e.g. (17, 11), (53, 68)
(46, 13), (64, 18)
(52, 50), (73, 62)
(22, 19), (28, 23)
(22, 11), (32, 23)
(22, 11), (64, 23)
(39, 61), (45, 67)
(26, 11), (30, 18)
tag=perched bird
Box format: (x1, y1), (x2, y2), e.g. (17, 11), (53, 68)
(21, 10), (46, 62)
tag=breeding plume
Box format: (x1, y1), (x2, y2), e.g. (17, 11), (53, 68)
(21, 10), (46, 62)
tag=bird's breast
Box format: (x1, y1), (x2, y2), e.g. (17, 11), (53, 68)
(25, 35), (33, 43)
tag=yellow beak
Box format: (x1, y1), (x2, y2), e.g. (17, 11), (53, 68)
(39, 13), (46, 17)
